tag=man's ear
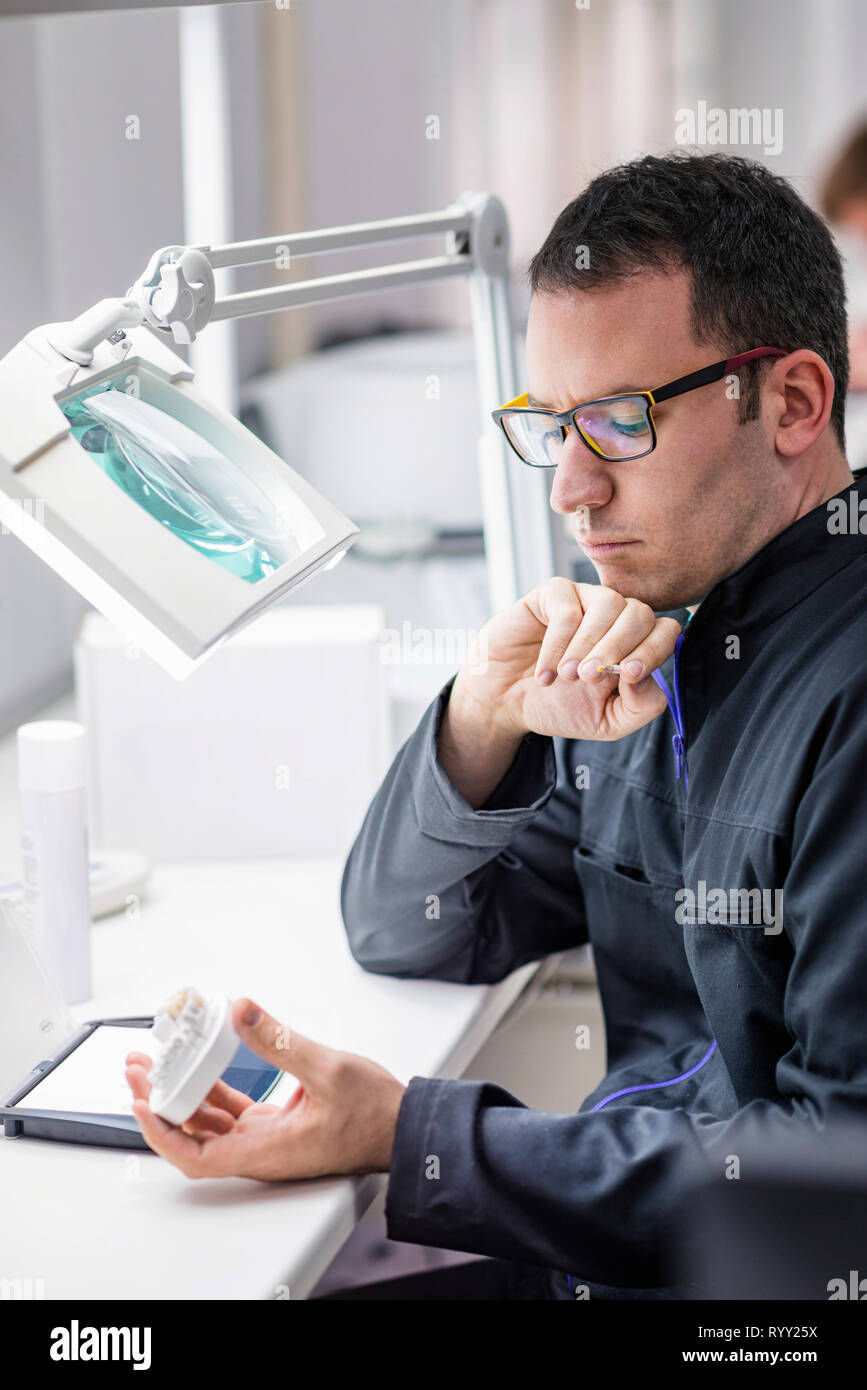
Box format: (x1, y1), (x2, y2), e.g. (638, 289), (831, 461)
(772, 350), (835, 457)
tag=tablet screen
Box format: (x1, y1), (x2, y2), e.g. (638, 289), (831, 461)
(12, 1024), (282, 1116)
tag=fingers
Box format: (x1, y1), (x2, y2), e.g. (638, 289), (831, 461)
(126, 1061), (152, 1102)
(232, 999), (324, 1087)
(181, 1103), (235, 1137)
(129, 1056), (236, 1172)
(524, 579), (587, 683)
(612, 670), (669, 725)
(579, 613), (682, 686)
(203, 1077), (256, 1118)
(558, 594), (653, 682)
(125, 1048), (251, 1118)
(131, 1099), (211, 1174)
(527, 579), (630, 683)
(126, 1061), (241, 1138)
(525, 581), (674, 688)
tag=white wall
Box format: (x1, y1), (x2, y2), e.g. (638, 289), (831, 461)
(671, 0), (867, 198)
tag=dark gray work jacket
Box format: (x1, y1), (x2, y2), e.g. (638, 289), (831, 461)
(340, 475), (867, 1299)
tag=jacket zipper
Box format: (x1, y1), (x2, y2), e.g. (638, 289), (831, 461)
(651, 629), (688, 788)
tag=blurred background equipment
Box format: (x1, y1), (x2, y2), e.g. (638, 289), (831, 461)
(74, 606), (391, 861)
(240, 329), (493, 539)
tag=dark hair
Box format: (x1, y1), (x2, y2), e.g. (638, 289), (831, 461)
(528, 153), (848, 450)
(820, 119), (867, 223)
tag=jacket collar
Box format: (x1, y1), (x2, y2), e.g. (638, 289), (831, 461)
(682, 473), (867, 659)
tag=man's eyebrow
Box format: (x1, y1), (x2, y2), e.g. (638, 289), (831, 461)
(527, 384), (642, 409)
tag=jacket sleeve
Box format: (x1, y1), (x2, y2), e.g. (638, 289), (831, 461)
(384, 696), (867, 1287)
(340, 676), (589, 984)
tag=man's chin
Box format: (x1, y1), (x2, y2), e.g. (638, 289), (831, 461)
(588, 559), (687, 613)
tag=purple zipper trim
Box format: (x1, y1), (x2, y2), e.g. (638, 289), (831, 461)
(651, 630), (688, 787)
(565, 1037), (717, 1294)
(588, 1038), (717, 1111)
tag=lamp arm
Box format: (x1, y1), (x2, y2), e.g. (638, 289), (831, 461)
(46, 195), (488, 359)
(40, 192), (554, 606)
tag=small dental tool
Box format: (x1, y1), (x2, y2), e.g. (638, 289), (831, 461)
(596, 664), (622, 674)
(147, 987), (238, 1124)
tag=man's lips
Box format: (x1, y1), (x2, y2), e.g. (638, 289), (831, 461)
(577, 537), (639, 556)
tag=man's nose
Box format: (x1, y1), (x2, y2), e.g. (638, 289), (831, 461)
(548, 430), (614, 516)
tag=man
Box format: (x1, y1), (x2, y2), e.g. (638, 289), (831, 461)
(128, 154), (867, 1300)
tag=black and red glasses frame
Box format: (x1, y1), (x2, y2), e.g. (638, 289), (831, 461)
(491, 348), (787, 466)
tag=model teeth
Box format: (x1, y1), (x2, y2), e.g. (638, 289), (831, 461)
(164, 986), (203, 1019)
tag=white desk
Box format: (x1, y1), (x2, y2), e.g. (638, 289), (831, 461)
(0, 855), (534, 1300)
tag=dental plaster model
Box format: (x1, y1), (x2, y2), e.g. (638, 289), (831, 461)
(148, 987), (238, 1124)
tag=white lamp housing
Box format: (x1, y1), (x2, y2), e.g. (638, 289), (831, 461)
(0, 321), (358, 678)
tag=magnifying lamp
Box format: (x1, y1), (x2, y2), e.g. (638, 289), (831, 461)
(0, 255), (360, 678)
(0, 194), (554, 678)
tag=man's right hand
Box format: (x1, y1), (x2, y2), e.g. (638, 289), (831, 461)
(438, 579), (681, 808)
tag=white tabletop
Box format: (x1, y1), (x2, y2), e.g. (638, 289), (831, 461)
(0, 855), (534, 1300)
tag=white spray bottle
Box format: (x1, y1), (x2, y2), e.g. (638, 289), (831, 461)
(17, 720), (92, 1005)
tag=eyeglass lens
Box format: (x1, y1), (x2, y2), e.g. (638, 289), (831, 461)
(503, 396), (652, 464)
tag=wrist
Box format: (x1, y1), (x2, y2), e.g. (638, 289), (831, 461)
(437, 676), (525, 811)
(446, 670), (524, 750)
(369, 1078), (407, 1172)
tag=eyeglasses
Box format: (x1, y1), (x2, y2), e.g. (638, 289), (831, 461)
(491, 348), (787, 467)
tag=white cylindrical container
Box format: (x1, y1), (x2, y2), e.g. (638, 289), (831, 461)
(17, 721), (92, 1005)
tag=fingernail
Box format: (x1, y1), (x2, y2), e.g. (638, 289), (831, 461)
(579, 659), (600, 680)
(243, 1004), (263, 1027)
(558, 659), (579, 680)
(537, 668), (556, 686)
(622, 659), (644, 677)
